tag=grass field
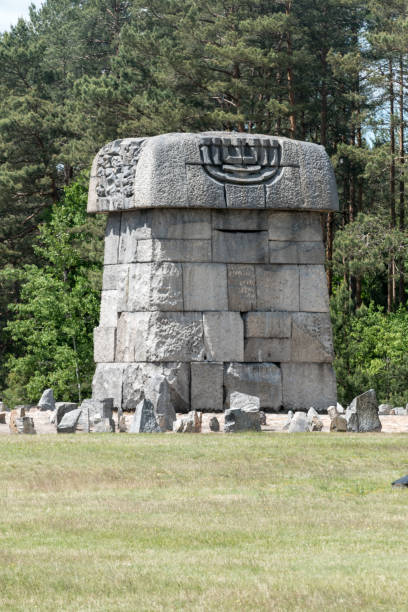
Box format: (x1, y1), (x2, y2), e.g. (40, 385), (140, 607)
(1, 433), (408, 611)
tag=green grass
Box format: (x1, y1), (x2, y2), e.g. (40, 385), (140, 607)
(1, 433), (408, 611)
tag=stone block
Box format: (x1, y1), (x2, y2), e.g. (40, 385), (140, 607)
(102, 264), (127, 290)
(99, 290), (118, 327)
(212, 210), (268, 231)
(291, 312), (333, 363)
(186, 164), (226, 208)
(191, 362), (223, 412)
(244, 338), (291, 362)
(122, 362), (190, 412)
(136, 239), (212, 263)
(230, 391), (260, 412)
(209, 416), (220, 431)
(94, 327), (116, 363)
(227, 265), (257, 311)
(151, 209), (212, 239)
(224, 408), (261, 432)
(52, 402), (79, 426)
(104, 214), (121, 264)
(14, 416), (36, 434)
(147, 312), (205, 362)
(183, 263), (228, 311)
(130, 398), (161, 433)
(224, 362), (282, 410)
(269, 241), (325, 264)
(203, 312), (244, 362)
(173, 410), (202, 433)
(244, 312), (291, 338)
(213, 230), (268, 263)
(299, 265), (329, 312)
(57, 408), (82, 433)
(287, 411), (310, 433)
(265, 166), (303, 209)
(281, 363), (337, 412)
(38, 388), (55, 412)
(118, 262), (183, 312)
(116, 312), (149, 361)
(92, 363), (124, 408)
(347, 389), (381, 432)
(268, 212), (323, 242)
(297, 141), (339, 211)
(225, 183), (265, 208)
(118, 210), (151, 262)
(256, 265), (299, 311)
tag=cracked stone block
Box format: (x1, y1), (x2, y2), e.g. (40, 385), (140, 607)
(227, 265), (257, 311)
(213, 230), (268, 264)
(118, 262), (183, 312)
(203, 312), (244, 362)
(224, 362), (282, 411)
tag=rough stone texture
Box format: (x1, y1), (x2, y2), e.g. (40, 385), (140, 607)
(283, 411), (294, 430)
(130, 398), (161, 433)
(346, 389), (381, 433)
(224, 362), (282, 410)
(38, 388), (55, 412)
(14, 416), (36, 434)
(173, 410), (202, 433)
(94, 327), (116, 363)
(299, 266), (330, 312)
(183, 264), (228, 311)
(287, 411), (310, 433)
(191, 362), (223, 412)
(203, 312), (244, 362)
(281, 363), (337, 412)
(256, 265), (299, 311)
(57, 408), (82, 433)
(244, 312), (291, 338)
(89, 132), (338, 412)
(213, 229), (268, 264)
(209, 416), (220, 432)
(52, 402), (78, 426)
(224, 407), (261, 433)
(307, 407), (323, 431)
(227, 265), (257, 311)
(94, 418), (115, 433)
(230, 392), (260, 412)
(291, 312), (334, 363)
(330, 414), (347, 432)
(327, 406), (338, 420)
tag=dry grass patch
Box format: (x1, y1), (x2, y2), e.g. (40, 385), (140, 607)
(1, 433), (408, 611)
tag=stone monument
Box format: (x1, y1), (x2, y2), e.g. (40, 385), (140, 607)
(88, 132), (338, 412)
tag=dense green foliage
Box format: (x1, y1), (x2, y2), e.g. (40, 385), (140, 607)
(1, 0), (408, 404)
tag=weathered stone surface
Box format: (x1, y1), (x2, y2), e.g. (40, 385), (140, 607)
(147, 312), (205, 362)
(122, 362), (190, 413)
(230, 391), (260, 412)
(99, 290), (118, 327)
(209, 416), (220, 432)
(391, 406), (407, 415)
(346, 389), (381, 432)
(14, 416), (36, 434)
(225, 183), (265, 209)
(327, 405), (338, 420)
(224, 407), (261, 433)
(291, 312), (333, 363)
(89, 134), (338, 213)
(118, 415), (127, 432)
(130, 398), (161, 433)
(151, 209), (212, 239)
(145, 375), (177, 431)
(79, 398), (113, 432)
(57, 408), (82, 433)
(94, 417), (115, 433)
(213, 210), (268, 231)
(287, 411), (310, 433)
(118, 262), (183, 311)
(103, 214), (121, 264)
(281, 363), (337, 411)
(203, 312), (244, 362)
(256, 265), (299, 311)
(213, 230), (268, 263)
(283, 411), (294, 430)
(268, 212), (323, 242)
(38, 388), (55, 412)
(92, 363), (124, 408)
(183, 263), (228, 311)
(227, 265), (257, 311)
(102, 264), (127, 290)
(307, 407), (323, 431)
(136, 239), (212, 263)
(52, 402), (78, 426)
(173, 410), (202, 433)
(191, 362), (223, 412)
(244, 312), (291, 338)
(299, 266), (329, 312)
(330, 414), (347, 432)
(244, 338), (291, 362)
(337, 402), (345, 414)
(94, 327), (116, 363)
(224, 362), (282, 410)
(269, 241), (325, 264)
(116, 312), (149, 361)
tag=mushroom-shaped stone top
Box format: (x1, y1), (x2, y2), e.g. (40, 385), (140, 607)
(88, 132), (339, 213)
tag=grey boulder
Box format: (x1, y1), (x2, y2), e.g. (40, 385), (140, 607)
(330, 414), (347, 432)
(287, 411), (310, 433)
(130, 398), (161, 433)
(38, 388), (55, 412)
(173, 411), (202, 433)
(346, 389), (381, 432)
(209, 416), (220, 432)
(307, 407), (323, 431)
(224, 408), (261, 433)
(15, 416), (36, 434)
(378, 404), (393, 415)
(57, 408), (82, 433)
(283, 410), (294, 431)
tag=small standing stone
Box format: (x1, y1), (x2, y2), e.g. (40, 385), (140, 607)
(38, 389), (55, 412)
(173, 411), (202, 433)
(379, 404), (393, 415)
(118, 416), (127, 432)
(224, 408), (261, 433)
(283, 410), (294, 431)
(57, 408), (82, 433)
(287, 411), (310, 433)
(259, 411), (267, 426)
(0, 412), (6, 424)
(327, 405), (338, 420)
(15, 416), (36, 434)
(130, 398), (161, 433)
(209, 416), (220, 432)
(330, 414), (347, 432)
(346, 389), (381, 432)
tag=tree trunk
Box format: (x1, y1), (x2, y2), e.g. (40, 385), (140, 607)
(399, 55), (405, 303)
(285, 1), (296, 138)
(389, 58), (396, 310)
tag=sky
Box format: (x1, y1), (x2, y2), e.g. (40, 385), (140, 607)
(0, 0), (43, 32)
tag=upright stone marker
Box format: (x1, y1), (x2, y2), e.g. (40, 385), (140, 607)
(88, 133), (338, 412)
